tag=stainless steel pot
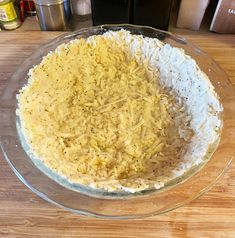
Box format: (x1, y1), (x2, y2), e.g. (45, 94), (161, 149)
(34, 0), (72, 31)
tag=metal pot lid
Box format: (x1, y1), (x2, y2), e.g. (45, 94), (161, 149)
(34, 0), (68, 5)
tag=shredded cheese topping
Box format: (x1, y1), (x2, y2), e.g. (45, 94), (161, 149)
(17, 31), (193, 192)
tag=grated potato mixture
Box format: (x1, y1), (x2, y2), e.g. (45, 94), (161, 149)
(17, 31), (194, 192)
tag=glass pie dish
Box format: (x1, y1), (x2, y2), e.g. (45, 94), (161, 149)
(0, 24), (234, 219)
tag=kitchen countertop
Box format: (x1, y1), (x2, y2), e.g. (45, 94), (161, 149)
(0, 26), (235, 238)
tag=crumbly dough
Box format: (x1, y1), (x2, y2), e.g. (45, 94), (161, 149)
(17, 30), (222, 193)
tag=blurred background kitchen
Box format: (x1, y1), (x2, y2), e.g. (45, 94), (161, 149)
(0, 0), (234, 33)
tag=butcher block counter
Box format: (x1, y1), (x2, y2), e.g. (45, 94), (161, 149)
(0, 28), (235, 238)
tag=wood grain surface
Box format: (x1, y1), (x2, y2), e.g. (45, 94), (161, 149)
(0, 31), (235, 238)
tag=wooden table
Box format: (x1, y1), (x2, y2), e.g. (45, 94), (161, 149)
(0, 31), (235, 238)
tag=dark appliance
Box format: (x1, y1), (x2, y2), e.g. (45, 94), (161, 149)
(91, 0), (173, 30)
(91, 0), (131, 25)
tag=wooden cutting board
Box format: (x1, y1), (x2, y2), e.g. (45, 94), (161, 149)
(0, 31), (235, 238)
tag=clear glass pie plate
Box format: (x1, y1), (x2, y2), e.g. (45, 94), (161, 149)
(0, 24), (234, 219)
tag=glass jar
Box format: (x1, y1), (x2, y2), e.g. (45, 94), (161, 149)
(0, 0), (21, 30)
